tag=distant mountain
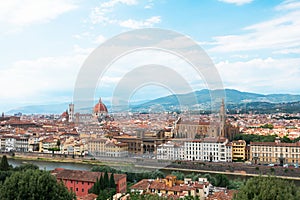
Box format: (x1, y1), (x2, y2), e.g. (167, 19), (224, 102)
(131, 89), (300, 113)
(6, 89), (300, 114)
(7, 103), (70, 115)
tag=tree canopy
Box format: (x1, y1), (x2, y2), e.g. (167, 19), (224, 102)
(233, 176), (300, 200)
(0, 156), (10, 171)
(0, 169), (76, 200)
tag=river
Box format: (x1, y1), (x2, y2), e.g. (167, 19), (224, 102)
(8, 158), (94, 171)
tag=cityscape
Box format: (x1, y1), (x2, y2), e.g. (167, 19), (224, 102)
(1, 0), (300, 200)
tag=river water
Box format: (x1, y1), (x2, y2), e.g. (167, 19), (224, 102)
(8, 158), (94, 171)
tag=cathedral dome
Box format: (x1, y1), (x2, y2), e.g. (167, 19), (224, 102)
(93, 98), (108, 113)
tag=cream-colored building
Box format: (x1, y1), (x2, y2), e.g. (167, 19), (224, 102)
(88, 138), (128, 157)
(250, 141), (300, 164)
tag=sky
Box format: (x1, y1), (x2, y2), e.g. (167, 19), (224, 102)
(0, 0), (300, 112)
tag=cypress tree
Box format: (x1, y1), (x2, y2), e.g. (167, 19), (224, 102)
(103, 171), (109, 188)
(99, 174), (104, 190)
(0, 155), (9, 171)
(109, 173), (116, 188)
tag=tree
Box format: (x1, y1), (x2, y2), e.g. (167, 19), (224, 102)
(0, 155), (10, 171)
(110, 173), (116, 188)
(103, 171), (109, 188)
(99, 174), (104, 190)
(233, 176), (300, 200)
(57, 139), (61, 148)
(214, 174), (229, 187)
(171, 171), (184, 180)
(0, 169), (76, 200)
(13, 163), (39, 171)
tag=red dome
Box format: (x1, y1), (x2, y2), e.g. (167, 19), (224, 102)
(93, 98), (108, 113)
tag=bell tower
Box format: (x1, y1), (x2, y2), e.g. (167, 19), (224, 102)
(219, 99), (225, 137)
(69, 103), (74, 122)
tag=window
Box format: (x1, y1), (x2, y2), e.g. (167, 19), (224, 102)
(76, 188), (78, 191)
(82, 188), (84, 192)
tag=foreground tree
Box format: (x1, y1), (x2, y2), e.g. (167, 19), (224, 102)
(0, 169), (76, 200)
(233, 176), (300, 200)
(0, 156), (10, 171)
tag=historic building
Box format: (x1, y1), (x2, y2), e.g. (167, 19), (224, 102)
(157, 141), (185, 160)
(250, 141), (300, 165)
(52, 168), (127, 197)
(88, 138), (128, 157)
(174, 101), (239, 140)
(232, 140), (247, 161)
(184, 137), (232, 162)
(114, 130), (167, 155)
(93, 98), (108, 122)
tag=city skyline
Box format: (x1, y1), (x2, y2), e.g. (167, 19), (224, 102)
(1, 0), (300, 112)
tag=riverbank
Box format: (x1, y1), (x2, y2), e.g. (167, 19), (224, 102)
(5, 152), (133, 168)
(4, 153), (300, 182)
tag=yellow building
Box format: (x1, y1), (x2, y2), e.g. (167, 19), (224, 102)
(250, 141), (300, 165)
(232, 140), (246, 161)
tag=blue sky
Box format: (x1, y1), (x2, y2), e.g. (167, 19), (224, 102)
(0, 0), (300, 111)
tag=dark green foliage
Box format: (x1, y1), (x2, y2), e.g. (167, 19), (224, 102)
(89, 177), (100, 194)
(13, 163), (39, 171)
(0, 171), (12, 183)
(260, 124), (274, 129)
(214, 174), (229, 187)
(233, 176), (300, 200)
(171, 171), (184, 180)
(103, 171), (109, 188)
(0, 169), (76, 200)
(97, 188), (116, 200)
(91, 166), (118, 173)
(100, 174), (104, 190)
(110, 173), (116, 188)
(233, 134), (276, 144)
(0, 156), (10, 171)
(281, 135), (292, 143)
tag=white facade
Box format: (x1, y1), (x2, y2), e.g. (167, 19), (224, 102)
(184, 137), (232, 162)
(157, 141), (184, 160)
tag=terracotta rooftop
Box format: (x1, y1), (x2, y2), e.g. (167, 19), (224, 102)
(52, 168), (126, 183)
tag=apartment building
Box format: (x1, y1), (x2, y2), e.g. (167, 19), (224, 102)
(157, 141), (184, 160)
(250, 141), (300, 164)
(184, 137), (232, 162)
(232, 140), (246, 161)
(88, 138), (128, 157)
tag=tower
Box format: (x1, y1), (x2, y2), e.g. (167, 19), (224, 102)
(69, 103), (74, 122)
(219, 99), (226, 137)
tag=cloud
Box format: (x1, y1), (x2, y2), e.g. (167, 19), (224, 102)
(93, 35), (106, 44)
(90, 0), (137, 25)
(209, 7), (300, 53)
(276, 0), (300, 11)
(0, 0), (77, 27)
(119, 16), (161, 29)
(89, 0), (161, 28)
(216, 57), (300, 93)
(218, 0), (253, 6)
(0, 47), (88, 105)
